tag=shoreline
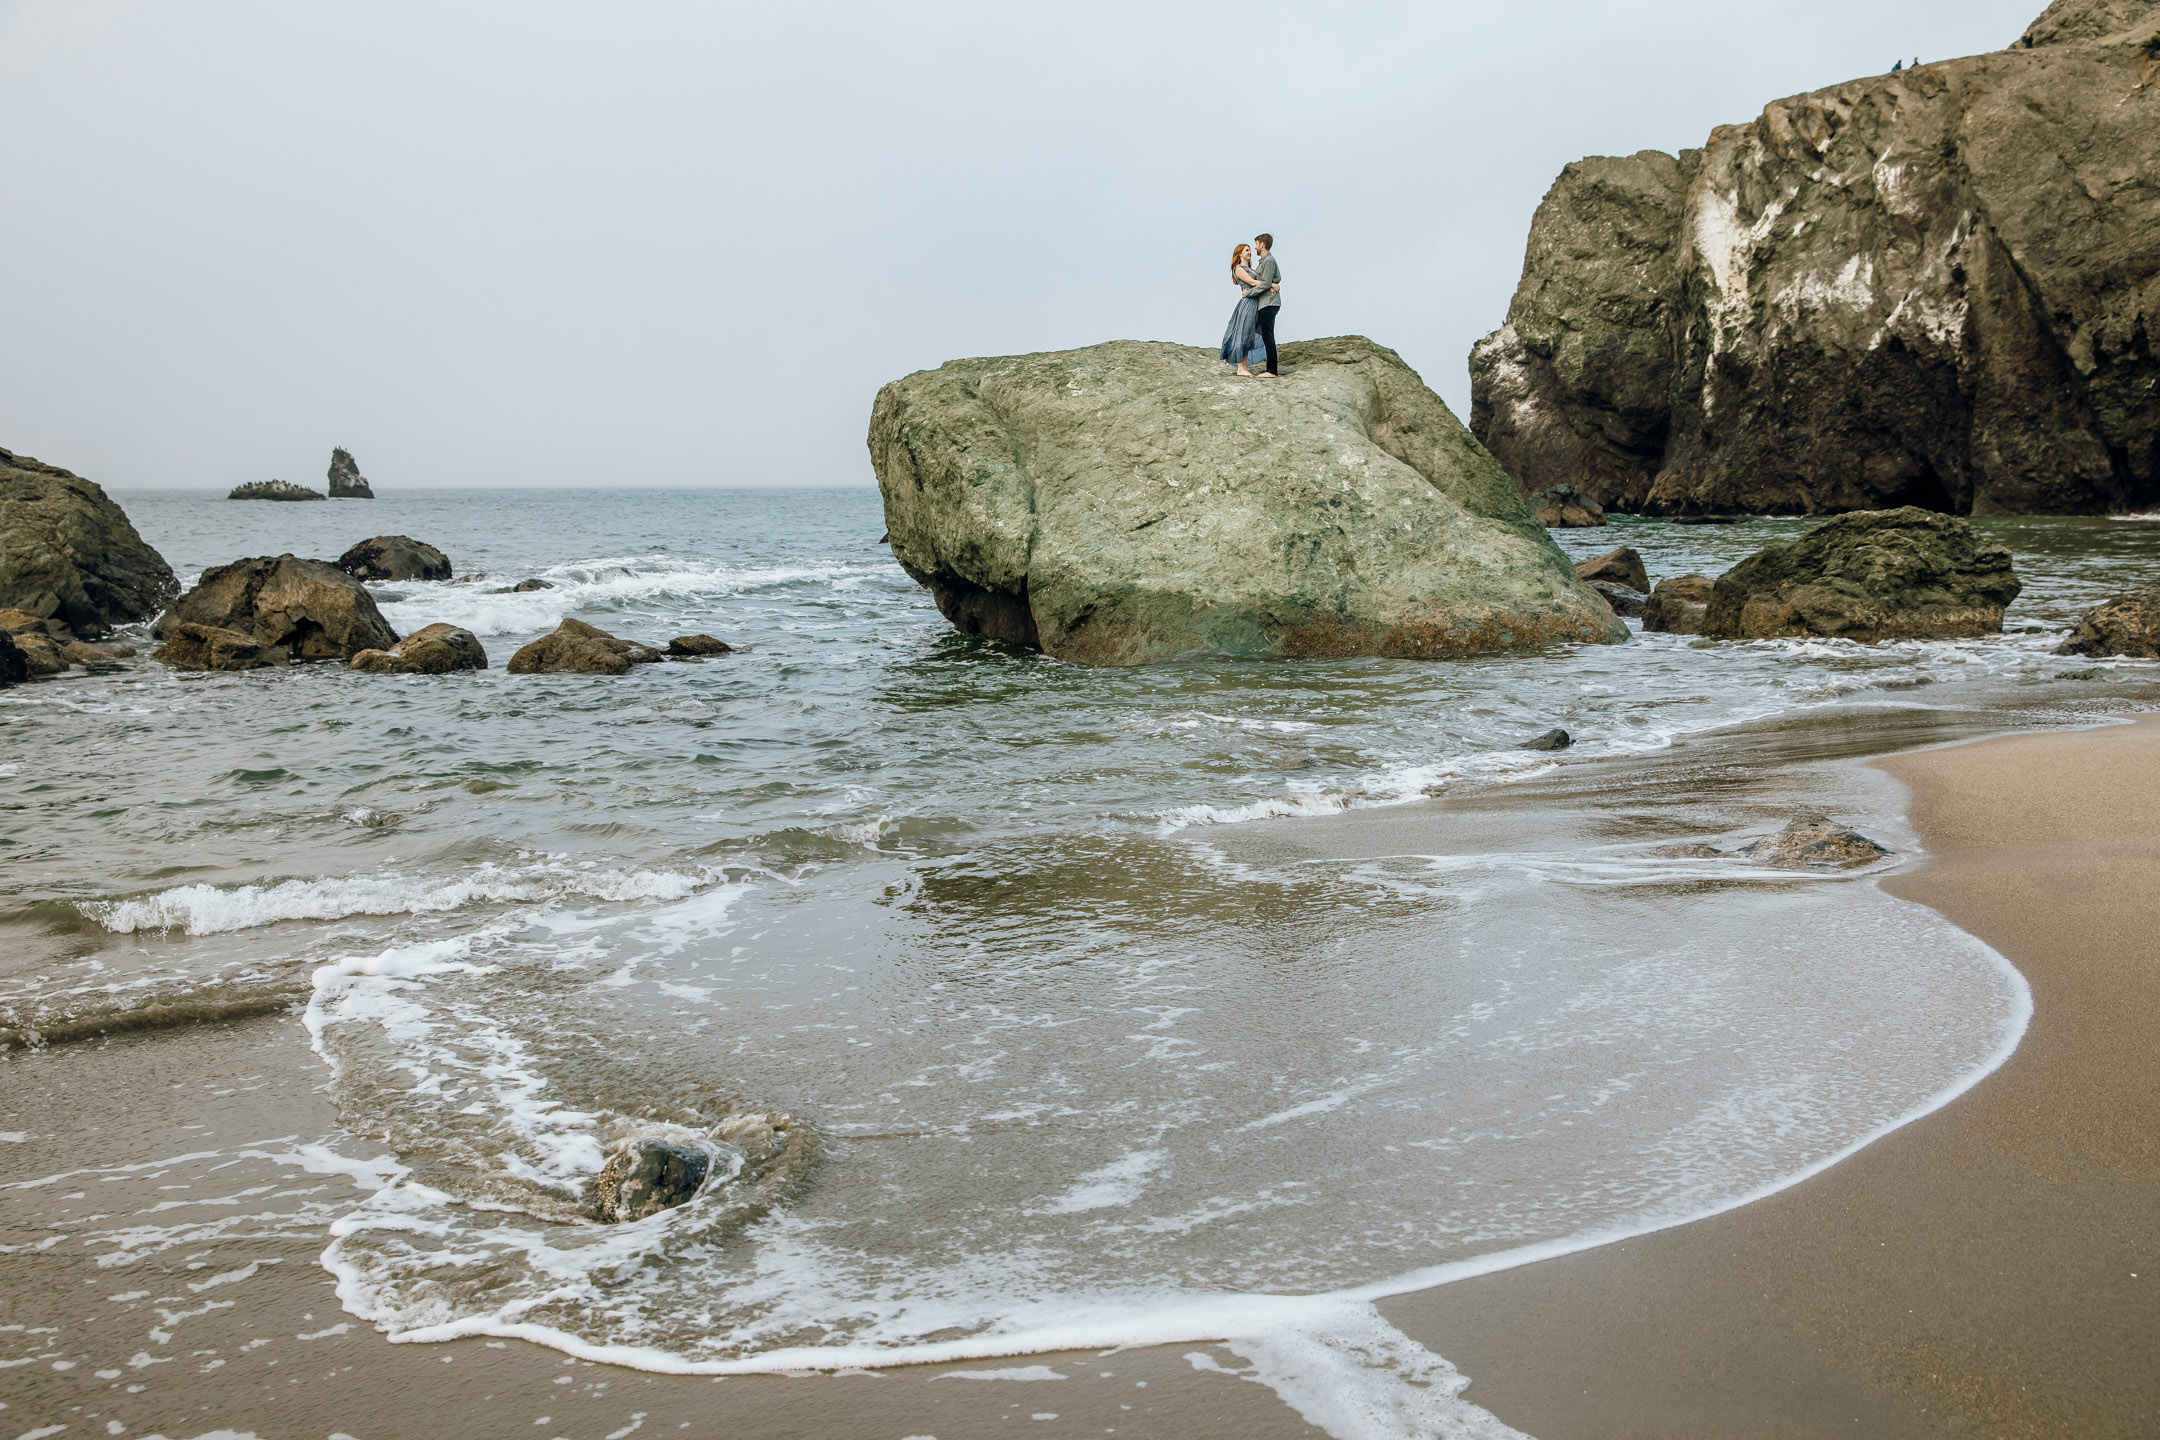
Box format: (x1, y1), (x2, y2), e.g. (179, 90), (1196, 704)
(1387, 713), (2160, 1437)
(4, 711), (2151, 1437)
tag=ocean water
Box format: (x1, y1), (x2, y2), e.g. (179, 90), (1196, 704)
(6, 488), (2160, 1436)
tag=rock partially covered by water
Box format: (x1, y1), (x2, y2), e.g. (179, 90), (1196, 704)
(1641, 574), (1714, 634)
(507, 617), (663, 675)
(0, 632), (26, 688)
(1702, 509), (2020, 641)
(349, 623), (487, 674)
(666, 633), (733, 657)
(1573, 546), (1648, 594)
(227, 480), (325, 501)
(326, 446), (374, 499)
(152, 621), (290, 671)
(2056, 586), (2160, 659)
(1528, 484), (1606, 528)
(1587, 580), (1648, 617)
(1744, 817), (1890, 869)
(592, 1139), (712, 1223)
(1471, 8), (2160, 515)
(337, 535), (451, 583)
(870, 337), (1624, 665)
(154, 554), (399, 661)
(0, 447), (179, 630)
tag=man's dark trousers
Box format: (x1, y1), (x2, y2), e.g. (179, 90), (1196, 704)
(1256, 305), (1279, 375)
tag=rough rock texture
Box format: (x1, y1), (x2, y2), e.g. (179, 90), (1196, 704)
(0, 632), (26, 688)
(326, 447), (374, 499)
(1588, 580), (1649, 617)
(337, 535), (451, 583)
(1702, 507), (2021, 640)
(1529, 484), (1606, 527)
(1472, 2), (2160, 516)
(1641, 574), (1716, 633)
(0, 448), (179, 629)
(592, 1139), (712, 1223)
(12, 631), (67, 676)
(870, 337), (1624, 665)
(151, 621), (290, 671)
(2056, 585), (2160, 656)
(349, 622), (487, 674)
(153, 554), (399, 660)
(1522, 728), (1572, 751)
(1574, 546), (1650, 593)
(227, 480), (324, 501)
(1744, 816), (1890, 868)
(666, 633), (733, 657)
(506, 617), (663, 675)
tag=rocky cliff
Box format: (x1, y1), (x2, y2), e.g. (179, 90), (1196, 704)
(1471, 0), (2160, 516)
(327, 447), (374, 498)
(870, 337), (1623, 666)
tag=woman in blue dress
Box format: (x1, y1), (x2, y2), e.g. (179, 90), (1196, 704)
(1219, 243), (1266, 377)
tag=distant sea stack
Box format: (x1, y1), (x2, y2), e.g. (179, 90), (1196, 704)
(327, 446), (374, 498)
(0, 445), (178, 629)
(1470, 0), (2160, 517)
(869, 336), (1624, 666)
(228, 479), (324, 501)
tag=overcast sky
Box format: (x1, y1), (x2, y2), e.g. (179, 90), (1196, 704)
(0, 0), (2042, 491)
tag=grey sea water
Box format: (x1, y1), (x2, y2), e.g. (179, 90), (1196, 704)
(5, 487), (2160, 1434)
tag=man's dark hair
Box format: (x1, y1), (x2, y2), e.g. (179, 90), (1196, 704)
(1254, 233), (1274, 248)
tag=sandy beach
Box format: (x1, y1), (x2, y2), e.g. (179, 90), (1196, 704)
(1393, 715), (2160, 1437)
(4, 712), (2149, 1438)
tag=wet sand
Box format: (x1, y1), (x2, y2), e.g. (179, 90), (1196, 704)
(1391, 715), (2160, 1437)
(5, 714), (2153, 1438)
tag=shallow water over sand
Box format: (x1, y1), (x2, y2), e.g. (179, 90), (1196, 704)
(5, 489), (2159, 1433)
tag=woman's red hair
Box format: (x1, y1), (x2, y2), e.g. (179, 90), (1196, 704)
(1231, 243), (1252, 273)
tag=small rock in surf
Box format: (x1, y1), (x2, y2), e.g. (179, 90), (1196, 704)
(593, 1139), (712, 1223)
(666, 634), (733, 658)
(1523, 727), (1572, 751)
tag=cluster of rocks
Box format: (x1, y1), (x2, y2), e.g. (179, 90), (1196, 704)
(506, 618), (732, 675)
(227, 480), (325, 502)
(229, 447), (378, 502)
(0, 447), (176, 684)
(1471, 0), (2160, 518)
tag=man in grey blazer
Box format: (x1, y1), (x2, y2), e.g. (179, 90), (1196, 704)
(1250, 233), (1282, 377)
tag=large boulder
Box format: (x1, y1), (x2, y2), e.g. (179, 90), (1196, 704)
(326, 447), (374, 499)
(153, 554), (398, 661)
(0, 448), (179, 630)
(1471, 4), (2160, 516)
(227, 480), (324, 501)
(1573, 545), (1649, 593)
(337, 535), (451, 582)
(2057, 586), (2160, 658)
(665, 633), (733, 657)
(151, 621), (289, 671)
(349, 622), (486, 674)
(506, 617), (663, 675)
(869, 336), (1625, 665)
(1701, 508), (2021, 640)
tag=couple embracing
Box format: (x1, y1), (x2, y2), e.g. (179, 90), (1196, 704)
(1219, 233), (1282, 378)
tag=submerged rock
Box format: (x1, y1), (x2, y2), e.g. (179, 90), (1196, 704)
(506, 578), (553, 592)
(506, 617), (663, 675)
(0, 447), (179, 630)
(1522, 727), (1573, 751)
(349, 623), (487, 674)
(151, 621), (290, 671)
(1701, 508), (2021, 641)
(1640, 574), (1714, 634)
(153, 554), (399, 661)
(592, 1139), (711, 1223)
(1528, 484), (1607, 529)
(227, 480), (324, 501)
(1573, 546), (1649, 594)
(666, 633), (733, 658)
(2056, 586), (2160, 659)
(1471, 4), (2160, 515)
(337, 535), (452, 583)
(326, 446), (374, 499)
(1587, 580), (1648, 617)
(870, 336), (1623, 665)
(1744, 817), (1889, 869)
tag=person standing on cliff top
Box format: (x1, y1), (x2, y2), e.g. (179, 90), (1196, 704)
(1250, 234), (1282, 378)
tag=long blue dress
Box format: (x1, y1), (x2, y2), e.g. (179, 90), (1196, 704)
(1219, 275), (1261, 365)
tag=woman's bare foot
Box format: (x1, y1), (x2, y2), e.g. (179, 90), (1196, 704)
(1258, 372), (1279, 379)
(1236, 366), (1253, 377)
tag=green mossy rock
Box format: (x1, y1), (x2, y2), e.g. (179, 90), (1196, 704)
(1702, 508), (2022, 641)
(869, 336), (1626, 666)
